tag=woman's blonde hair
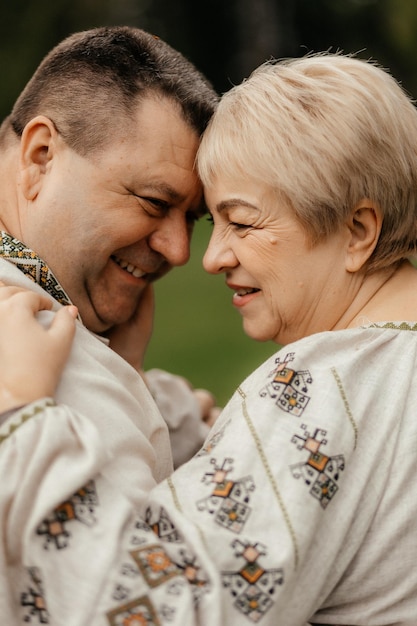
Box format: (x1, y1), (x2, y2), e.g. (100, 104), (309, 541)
(197, 53), (417, 271)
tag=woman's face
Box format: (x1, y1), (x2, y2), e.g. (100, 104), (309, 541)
(203, 175), (352, 345)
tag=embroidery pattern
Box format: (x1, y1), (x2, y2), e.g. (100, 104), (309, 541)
(197, 419), (230, 456)
(197, 458), (255, 533)
(145, 507), (210, 602)
(174, 549), (209, 595)
(290, 425), (345, 508)
(331, 367), (359, 448)
(131, 544), (180, 588)
(240, 387), (299, 568)
(222, 540), (284, 623)
(108, 508), (210, 621)
(0, 232), (72, 305)
(21, 567), (49, 624)
(0, 400), (54, 446)
(259, 353), (312, 417)
(368, 321), (417, 331)
(37, 480), (98, 549)
(107, 595), (161, 626)
(145, 507), (182, 544)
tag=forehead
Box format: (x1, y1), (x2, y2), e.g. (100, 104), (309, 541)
(129, 95), (198, 149)
(90, 95), (203, 210)
(98, 95), (200, 170)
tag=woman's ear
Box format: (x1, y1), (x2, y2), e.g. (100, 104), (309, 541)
(19, 116), (58, 201)
(345, 199), (382, 272)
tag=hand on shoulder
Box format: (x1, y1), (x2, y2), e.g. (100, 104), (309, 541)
(0, 283), (77, 412)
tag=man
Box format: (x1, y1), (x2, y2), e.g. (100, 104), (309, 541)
(0, 26), (218, 501)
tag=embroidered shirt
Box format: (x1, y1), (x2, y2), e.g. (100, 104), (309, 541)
(0, 231), (72, 305)
(2, 324), (417, 625)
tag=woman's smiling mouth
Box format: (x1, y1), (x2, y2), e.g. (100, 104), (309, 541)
(227, 283), (261, 308)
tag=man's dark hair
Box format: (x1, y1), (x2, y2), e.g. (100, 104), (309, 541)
(5, 26), (218, 154)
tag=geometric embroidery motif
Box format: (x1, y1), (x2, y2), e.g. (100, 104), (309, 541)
(290, 425), (345, 508)
(20, 567), (49, 624)
(36, 480), (98, 549)
(143, 507), (210, 603)
(130, 544), (180, 588)
(222, 540), (284, 623)
(175, 549), (209, 593)
(197, 458), (255, 533)
(0, 231), (72, 306)
(106, 595), (161, 626)
(197, 420), (229, 456)
(144, 506), (182, 544)
(259, 353), (312, 417)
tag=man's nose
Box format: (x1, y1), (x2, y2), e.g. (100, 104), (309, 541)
(148, 215), (191, 267)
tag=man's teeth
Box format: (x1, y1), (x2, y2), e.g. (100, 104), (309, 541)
(114, 257), (146, 278)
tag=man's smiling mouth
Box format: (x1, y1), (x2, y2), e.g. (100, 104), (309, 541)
(112, 255), (146, 279)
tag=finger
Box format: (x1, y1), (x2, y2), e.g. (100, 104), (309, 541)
(0, 290), (53, 319)
(205, 406), (222, 427)
(0, 285), (49, 303)
(193, 388), (217, 418)
(48, 306), (78, 360)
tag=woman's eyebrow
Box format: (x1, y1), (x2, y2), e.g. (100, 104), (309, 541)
(216, 199), (258, 213)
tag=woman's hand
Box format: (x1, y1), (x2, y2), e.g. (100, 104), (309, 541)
(0, 284), (78, 413)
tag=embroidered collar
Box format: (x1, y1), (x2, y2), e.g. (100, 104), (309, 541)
(366, 321), (417, 331)
(0, 231), (73, 306)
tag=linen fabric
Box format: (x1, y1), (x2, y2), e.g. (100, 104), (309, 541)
(2, 324), (417, 624)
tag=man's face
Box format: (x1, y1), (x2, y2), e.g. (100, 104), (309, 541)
(20, 96), (203, 332)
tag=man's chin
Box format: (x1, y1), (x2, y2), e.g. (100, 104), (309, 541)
(79, 306), (134, 335)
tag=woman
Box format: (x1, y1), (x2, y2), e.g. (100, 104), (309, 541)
(2, 54), (417, 625)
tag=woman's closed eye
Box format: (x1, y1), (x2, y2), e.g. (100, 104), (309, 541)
(230, 221), (251, 231)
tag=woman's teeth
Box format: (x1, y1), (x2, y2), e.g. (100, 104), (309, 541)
(235, 287), (260, 296)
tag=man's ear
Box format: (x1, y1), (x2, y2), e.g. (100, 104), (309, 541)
(345, 199), (382, 272)
(19, 116), (59, 201)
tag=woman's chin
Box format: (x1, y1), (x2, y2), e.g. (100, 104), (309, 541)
(242, 322), (276, 344)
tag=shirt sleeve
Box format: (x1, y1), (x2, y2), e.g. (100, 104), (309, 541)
(146, 368), (210, 468)
(0, 399), (211, 626)
(3, 328), (417, 625)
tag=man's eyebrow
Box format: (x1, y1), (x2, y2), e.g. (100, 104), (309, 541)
(139, 182), (205, 216)
(140, 183), (184, 202)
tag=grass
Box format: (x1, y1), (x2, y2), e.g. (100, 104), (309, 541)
(144, 218), (275, 406)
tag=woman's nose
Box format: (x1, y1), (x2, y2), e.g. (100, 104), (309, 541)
(203, 228), (237, 274)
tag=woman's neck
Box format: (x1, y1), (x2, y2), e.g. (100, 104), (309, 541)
(341, 260), (417, 328)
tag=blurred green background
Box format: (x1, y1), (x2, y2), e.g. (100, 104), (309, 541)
(2, 0), (417, 404)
